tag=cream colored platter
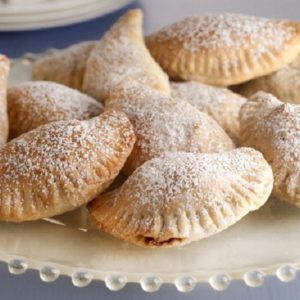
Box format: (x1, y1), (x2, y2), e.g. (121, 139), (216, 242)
(1, 55), (300, 293)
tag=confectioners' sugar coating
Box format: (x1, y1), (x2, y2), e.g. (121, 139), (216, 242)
(171, 81), (246, 142)
(240, 92), (300, 206)
(146, 13), (300, 86)
(83, 9), (170, 103)
(32, 41), (96, 91)
(8, 81), (103, 138)
(149, 14), (296, 53)
(235, 53), (300, 104)
(89, 148), (273, 247)
(0, 110), (136, 222)
(106, 83), (235, 174)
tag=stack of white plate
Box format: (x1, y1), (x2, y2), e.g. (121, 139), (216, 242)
(0, 0), (134, 31)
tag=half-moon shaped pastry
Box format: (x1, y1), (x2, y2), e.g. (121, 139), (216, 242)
(146, 13), (300, 86)
(32, 41), (96, 91)
(0, 110), (136, 222)
(8, 81), (103, 139)
(171, 81), (246, 143)
(234, 53), (300, 104)
(239, 91), (300, 206)
(82, 9), (171, 102)
(106, 83), (235, 174)
(0, 55), (9, 145)
(88, 148), (273, 248)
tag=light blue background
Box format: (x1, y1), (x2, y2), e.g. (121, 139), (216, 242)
(0, 0), (300, 298)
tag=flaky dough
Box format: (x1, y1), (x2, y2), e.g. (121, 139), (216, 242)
(106, 83), (235, 174)
(171, 81), (246, 143)
(32, 41), (96, 91)
(89, 148), (273, 248)
(8, 81), (103, 139)
(0, 110), (136, 222)
(82, 9), (170, 103)
(240, 92), (300, 206)
(146, 13), (300, 86)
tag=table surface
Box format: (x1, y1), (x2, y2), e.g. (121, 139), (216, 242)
(1, 0), (300, 299)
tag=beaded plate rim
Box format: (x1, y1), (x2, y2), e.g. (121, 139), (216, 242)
(1, 251), (299, 292)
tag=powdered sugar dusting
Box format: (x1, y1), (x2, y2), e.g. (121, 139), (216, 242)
(240, 92), (300, 201)
(83, 10), (170, 102)
(171, 81), (246, 108)
(0, 110), (135, 213)
(240, 91), (281, 128)
(271, 53), (300, 90)
(2, 112), (130, 187)
(8, 81), (103, 136)
(238, 53), (300, 104)
(87, 37), (159, 97)
(32, 41), (96, 89)
(113, 148), (271, 213)
(106, 83), (234, 167)
(171, 81), (246, 140)
(148, 13), (297, 56)
(265, 105), (300, 164)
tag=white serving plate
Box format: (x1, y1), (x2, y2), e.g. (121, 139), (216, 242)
(0, 1), (107, 21)
(2, 56), (300, 293)
(0, 0), (134, 31)
(0, 0), (114, 14)
(0, 0), (124, 22)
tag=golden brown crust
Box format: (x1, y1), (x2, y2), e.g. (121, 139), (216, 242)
(8, 81), (103, 139)
(146, 14), (300, 86)
(0, 110), (136, 222)
(105, 83), (235, 175)
(239, 91), (300, 206)
(234, 53), (300, 104)
(82, 9), (171, 103)
(171, 81), (247, 143)
(88, 148), (273, 248)
(0, 55), (9, 145)
(32, 41), (96, 91)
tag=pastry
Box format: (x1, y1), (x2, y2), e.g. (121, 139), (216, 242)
(106, 83), (235, 174)
(146, 13), (300, 86)
(0, 110), (136, 222)
(239, 91), (300, 206)
(171, 81), (246, 143)
(0, 55), (9, 145)
(32, 41), (96, 91)
(88, 148), (273, 248)
(234, 53), (300, 104)
(82, 9), (171, 103)
(8, 81), (103, 139)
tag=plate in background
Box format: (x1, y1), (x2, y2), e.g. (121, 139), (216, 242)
(0, 0), (134, 31)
